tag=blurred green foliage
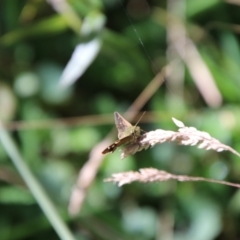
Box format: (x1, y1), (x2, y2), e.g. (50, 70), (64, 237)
(1, 0), (240, 239)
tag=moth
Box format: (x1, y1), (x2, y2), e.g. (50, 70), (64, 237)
(102, 112), (144, 154)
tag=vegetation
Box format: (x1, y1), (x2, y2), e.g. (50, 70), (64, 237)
(1, 0), (240, 239)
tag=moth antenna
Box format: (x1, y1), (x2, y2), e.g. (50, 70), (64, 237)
(132, 111), (146, 138)
(134, 111), (146, 127)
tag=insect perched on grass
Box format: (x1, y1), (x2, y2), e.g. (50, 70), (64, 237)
(102, 112), (144, 154)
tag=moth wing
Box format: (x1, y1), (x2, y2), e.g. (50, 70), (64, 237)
(114, 112), (132, 139)
(102, 142), (118, 154)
